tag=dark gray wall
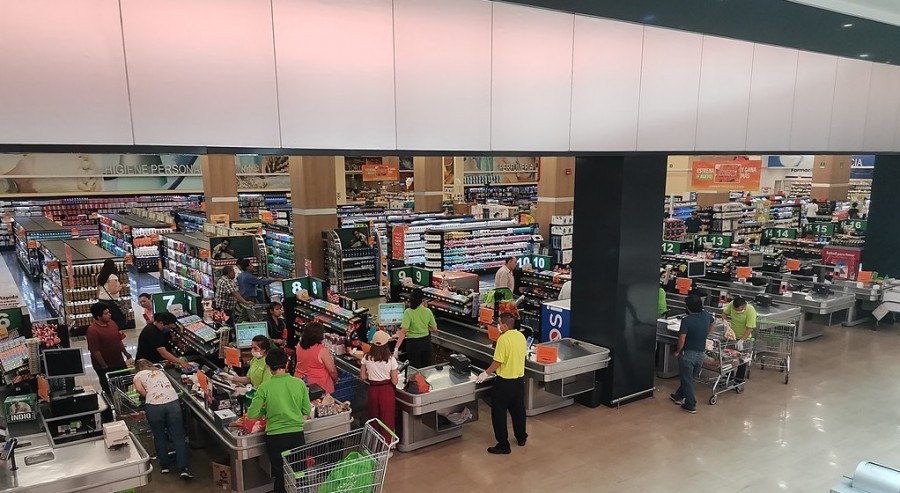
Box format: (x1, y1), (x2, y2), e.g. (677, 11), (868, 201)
(862, 156), (900, 277)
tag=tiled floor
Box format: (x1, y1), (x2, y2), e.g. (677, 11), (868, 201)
(8, 251), (900, 492)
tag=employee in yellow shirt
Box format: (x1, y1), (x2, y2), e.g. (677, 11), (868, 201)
(476, 312), (527, 455)
(723, 296), (757, 382)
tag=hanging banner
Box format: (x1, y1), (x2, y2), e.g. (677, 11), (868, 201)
(691, 160), (762, 191)
(362, 162), (399, 182)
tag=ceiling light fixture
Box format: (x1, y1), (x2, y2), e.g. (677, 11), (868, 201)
(860, 54), (870, 58)
(842, 23), (854, 28)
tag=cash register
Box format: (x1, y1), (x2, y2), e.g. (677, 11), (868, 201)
(41, 348), (104, 446)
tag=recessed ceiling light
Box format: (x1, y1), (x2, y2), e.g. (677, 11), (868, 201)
(842, 23), (854, 28)
(860, 54), (870, 58)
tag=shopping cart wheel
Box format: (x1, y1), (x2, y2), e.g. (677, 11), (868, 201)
(709, 395), (717, 405)
(783, 373), (789, 385)
(735, 384), (744, 394)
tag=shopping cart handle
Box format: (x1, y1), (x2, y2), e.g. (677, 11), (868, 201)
(365, 418), (399, 442)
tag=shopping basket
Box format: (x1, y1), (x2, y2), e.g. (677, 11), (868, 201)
(107, 369), (151, 435)
(754, 322), (795, 384)
(283, 418), (398, 493)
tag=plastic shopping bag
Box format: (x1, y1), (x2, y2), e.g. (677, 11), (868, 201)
(319, 451), (376, 493)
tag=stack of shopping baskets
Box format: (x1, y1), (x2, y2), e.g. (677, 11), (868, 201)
(283, 419), (397, 493)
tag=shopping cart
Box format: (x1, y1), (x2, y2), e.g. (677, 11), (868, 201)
(283, 418), (398, 493)
(754, 322), (796, 384)
(107, 369), (151, 435)
(698, 335), (753, 405)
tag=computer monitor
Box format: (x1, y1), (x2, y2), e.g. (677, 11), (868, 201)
(235, 322), (269, 349)
(43, 348), (85, 379)
(378, 303), (405, 326)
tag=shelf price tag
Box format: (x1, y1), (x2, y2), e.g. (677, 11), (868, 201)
(841, 219), (867, 233)
(806, 222), (835, 236)
(282, 277), (310, 299)
(390, 267), (411, 286)
(410, 267), (432, 288)
(762, 228), (797, 240)
(661, 241), (681, 254)
(124, 255), (134, 266)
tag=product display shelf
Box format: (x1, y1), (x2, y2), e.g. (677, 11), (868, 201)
(766, 202), (801, 229)
(14, 216), (74, 279)
(549, 215), (573, 267)
(519, 270), (570, 315)
(387, 216), (475, 265)
(766, 238), (829, 260)
(708, 203), (759, 241)
(174, 210), (207, 233)
(263, 224), (295, 278)
(173, 314), (220, 358)
(463, 184), (538, 207)
(788, 179), (812, 198)
(238, 193), (289, 218)
(293, 297), (369, 336)
(664, 193), (698, 220)
(848, 179), (872, 201)
(397, 285), (478, 320)
(423, 221), (535, 272)
(663, 218), (686, 240)
(98, 213), (174, 272)
(0, 216), (13, 250)
(40, 239), (133, 334)
(160, 232), (215, 300)
(323, 230), (380, 300)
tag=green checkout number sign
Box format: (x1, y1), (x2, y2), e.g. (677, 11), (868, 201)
(390, 267), (432, 287)
(695, 235), (732, 248)
(282, 277), (310, 299)
(842, 219), (867, 233)
(517, 255), (553, 270)
(662, 241), (681, 254)
(152, 291), (186, 313)
(806, 222), (835, 236)
(0, 307), (24, 335)
(390, 267), (411, 286)
(762, 228), (797, 240)
(309, 277), (327, 300)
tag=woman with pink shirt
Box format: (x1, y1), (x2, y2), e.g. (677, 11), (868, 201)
(294, 322), (338, 394)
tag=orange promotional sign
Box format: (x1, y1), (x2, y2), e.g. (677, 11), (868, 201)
(691, 160), (762, 191)
(786, 258), (801, 271)
(391, 225), (407, 260)
(362, 163), (400, 182)
(536, 345), (559, 364)
(197, 370), (210, 397)
(858, 271), (873, 284)
(224, 347), (241, 368)
(487, 325), (501, 342)
(737, 266), (752, 279)
(675, 277), (692, 295)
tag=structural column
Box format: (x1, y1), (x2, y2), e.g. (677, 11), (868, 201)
(811, 155), (851, 201)
(862, 155), (900, 277)
(570, 155), (667, 407)
(534, 157), (575, 242)
(200, 154), (239, 220)
(290, 156), (338, 277)
(413, 156), (444, 212)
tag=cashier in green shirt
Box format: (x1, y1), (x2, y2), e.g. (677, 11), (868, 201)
(722, 296), (757, 340)
(658, 287), (668, 317)
(395, 288), (438, 369)
(223, 335), (272, 388)
(247, 348), (311, 493)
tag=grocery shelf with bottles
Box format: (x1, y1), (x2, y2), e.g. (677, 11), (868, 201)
(98, 213), (174, 272)
(14, 216), (73, 279)
(423, 220), (536, 272)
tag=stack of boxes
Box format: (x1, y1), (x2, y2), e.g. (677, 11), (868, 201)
(550, 215), (573, 266)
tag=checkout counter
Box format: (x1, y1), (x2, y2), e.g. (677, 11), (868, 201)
(165, 362), (352, 493)
(433, 317), (611, 417)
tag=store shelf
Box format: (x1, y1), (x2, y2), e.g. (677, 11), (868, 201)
(98, 213), (173, 272)
(323, 229), (381, 299)
(423, 221), (536, 272)
(160, 233), (215, 300)
(264, 225), (295, 278)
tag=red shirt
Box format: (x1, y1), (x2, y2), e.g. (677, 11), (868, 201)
(86, 320), (126, 370)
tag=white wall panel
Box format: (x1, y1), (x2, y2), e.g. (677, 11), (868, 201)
(746, 44), (799, 152)
(829, 58), (872, 151)
(394, 0), (491, 151)
(0, 0), (132, 145)
(864, 63), (900, 151)
(121, 0), (279, 147)
(274, 0), (395, 150)
(569, 17), (643, 151)
(491, 3), (574, 151)
(694, 35), (754, 151)
(790, 51), (838, 151)
(636, 27), (703, 151)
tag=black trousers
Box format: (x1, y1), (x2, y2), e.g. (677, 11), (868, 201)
(491, 376), (526, 449)
(96, 365), (127, 397)
(405, 336), (432, 369)
(266, 431), (305, 493)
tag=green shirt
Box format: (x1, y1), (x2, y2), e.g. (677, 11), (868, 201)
(658, 288), (667, 317)
(247, 374), (311, 435)
(494, 329), (526, 379)
(248, 356), (272, 388)
(401, 305), (436, 339)
(723, 302), (757, 339)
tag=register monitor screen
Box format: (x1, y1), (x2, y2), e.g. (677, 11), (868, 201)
(235, 322), (269, 349)
(43, 348), (85, 378)
(378, 303), (405, 326)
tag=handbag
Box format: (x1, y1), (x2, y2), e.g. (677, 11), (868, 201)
(101, 285), (129, 328)
(403, 371), (431, 394)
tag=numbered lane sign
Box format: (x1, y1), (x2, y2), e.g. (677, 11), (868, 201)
(281, 277), (310, 299)
(662, 241), (681, 254)
(390, 267), (411, 286)
(410, 267), (432, 287)
(762, 228), (797, 240)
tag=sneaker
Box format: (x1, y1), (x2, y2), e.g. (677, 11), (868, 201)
(670, 393), (684, 405)
(487, 445), (511, 455)
(180, 468), (193, 480)
(681, 404), (697, 414)
(160, 466), (170, 474)
(517, 434), (528, 447)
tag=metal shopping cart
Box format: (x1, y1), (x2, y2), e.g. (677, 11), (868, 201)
(698, 335), (754, 405)
(283, 418), (398, 493)
(754, 322), (796, 384)
(107, 369), (151, 435)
